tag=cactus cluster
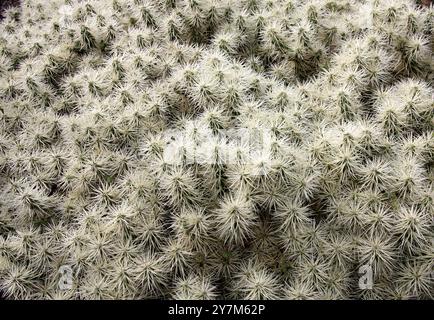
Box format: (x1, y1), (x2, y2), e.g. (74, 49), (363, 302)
(0, 0), (433, 299)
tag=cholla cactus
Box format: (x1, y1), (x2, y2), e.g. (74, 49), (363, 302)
(0, 0), (433, 300)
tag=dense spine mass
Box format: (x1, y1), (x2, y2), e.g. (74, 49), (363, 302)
(0, 0), (433, 299)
